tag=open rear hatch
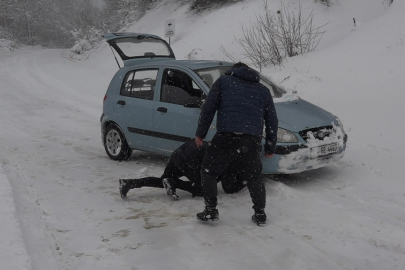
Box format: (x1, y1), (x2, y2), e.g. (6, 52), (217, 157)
(103, 32), (175, 67)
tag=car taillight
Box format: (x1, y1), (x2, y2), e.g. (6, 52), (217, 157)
(103, 95), (107, 102)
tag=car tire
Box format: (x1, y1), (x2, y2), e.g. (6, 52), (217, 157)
(103, 124), (132, 161)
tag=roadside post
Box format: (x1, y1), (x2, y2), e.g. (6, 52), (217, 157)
(165, 19), (175, 45)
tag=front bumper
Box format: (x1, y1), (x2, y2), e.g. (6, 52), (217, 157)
(261, 134), (347, 174)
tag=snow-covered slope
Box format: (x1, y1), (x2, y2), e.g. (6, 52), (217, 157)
(0, 0), (404, 269)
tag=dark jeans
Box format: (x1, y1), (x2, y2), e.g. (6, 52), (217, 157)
(122, 176), (197, 194)
(162, 155), (203, 196)
(123, 156), (201, 196)
(201, 132), (265, 211)
(218, 169), (247, 194)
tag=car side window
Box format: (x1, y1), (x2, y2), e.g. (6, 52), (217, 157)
(121, 69), (158, 100)
(160, 69), (206, 105)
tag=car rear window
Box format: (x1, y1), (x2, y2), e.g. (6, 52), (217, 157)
(115, 37), (172, 58)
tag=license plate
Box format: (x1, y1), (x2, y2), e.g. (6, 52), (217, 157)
(312, 142), (339, 157)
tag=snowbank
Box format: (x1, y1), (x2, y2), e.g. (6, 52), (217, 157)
(0, 39), (17, 51)
(0, 166), (32, 270)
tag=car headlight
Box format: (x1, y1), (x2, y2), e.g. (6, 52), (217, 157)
(277, 128), (298, 143)
(335, 117), (345, 132)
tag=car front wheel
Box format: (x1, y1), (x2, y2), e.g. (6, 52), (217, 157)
(103, 124), (132, 161)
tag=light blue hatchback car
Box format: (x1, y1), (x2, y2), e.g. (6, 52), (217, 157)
(100, 32), (347, 174)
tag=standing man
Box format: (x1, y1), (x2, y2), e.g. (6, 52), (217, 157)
(195, 62), (278, 226)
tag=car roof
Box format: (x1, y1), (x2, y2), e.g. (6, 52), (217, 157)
(174, 60), (234, 70)
(123, 58), (234, 70)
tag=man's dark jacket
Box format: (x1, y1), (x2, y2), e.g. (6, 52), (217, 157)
(195, 67), (278, 154)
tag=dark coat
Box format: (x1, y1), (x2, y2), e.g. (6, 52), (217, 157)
(195, 67), (278, 154)
(164, 140), (246, 195)
(170, 140), (207, 181)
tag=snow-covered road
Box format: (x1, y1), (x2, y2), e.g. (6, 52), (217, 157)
(1, 47), (404, 270)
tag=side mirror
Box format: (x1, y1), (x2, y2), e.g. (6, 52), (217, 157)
(184, 97), (202, 108)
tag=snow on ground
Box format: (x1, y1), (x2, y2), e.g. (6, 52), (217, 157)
(0, 0), (405, 269)
(0, 167), (31, 270)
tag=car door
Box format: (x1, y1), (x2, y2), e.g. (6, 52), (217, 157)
(153, 67), (214, 153)
(115, 68), (159, 150)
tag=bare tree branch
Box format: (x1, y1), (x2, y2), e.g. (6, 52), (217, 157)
(228, 1), (328, 68)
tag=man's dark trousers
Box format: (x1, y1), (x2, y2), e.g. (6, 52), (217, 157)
(201, 132), (265, 211)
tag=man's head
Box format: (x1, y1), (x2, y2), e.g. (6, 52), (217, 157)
(232, 62), (249, 69)
(227, 62), (260, 83)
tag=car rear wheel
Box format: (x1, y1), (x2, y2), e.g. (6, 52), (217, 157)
(104, 124), (132, 161)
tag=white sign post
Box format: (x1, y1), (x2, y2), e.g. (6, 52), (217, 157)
(164, 19), (175, 45)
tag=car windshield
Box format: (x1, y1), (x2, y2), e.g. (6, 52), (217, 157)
(195, 66), (285, 98)
(115, 37), (172, 58)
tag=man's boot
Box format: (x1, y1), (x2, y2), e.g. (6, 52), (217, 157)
(196, 197), (219, 221)
(119, 179), (142, 199)
(251, 208), (267, 227)
(162, 178), (179, 200)
(196, 206), (219, 221)
(119, 179), (131, 199)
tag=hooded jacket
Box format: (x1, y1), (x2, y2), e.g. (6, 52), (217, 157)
(195, 67), (278, 154)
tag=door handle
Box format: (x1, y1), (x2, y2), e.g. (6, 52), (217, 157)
(157, 107), (168, 113)
(117, 100), (126, 106)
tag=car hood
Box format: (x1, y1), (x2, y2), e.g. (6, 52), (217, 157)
(274, 98), (336, 132)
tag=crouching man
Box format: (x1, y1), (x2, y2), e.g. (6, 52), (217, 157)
(119, 140), (247, 200)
